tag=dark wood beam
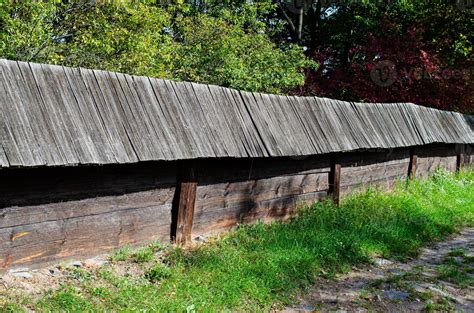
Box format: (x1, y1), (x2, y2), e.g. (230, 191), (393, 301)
(329, 156), (341, 206)
(175, 163), (197, 245)
(456, 144), (465, 172)
(408, 147), (417, 180)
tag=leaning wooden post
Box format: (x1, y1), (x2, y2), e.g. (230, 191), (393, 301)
(408, 147), (417, 180)
(175, 163), (197, 246)
(329, 156), (341, 206)
(456, 144), (465, 172)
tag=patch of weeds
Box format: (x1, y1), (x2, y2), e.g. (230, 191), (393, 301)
(418, 290), (435, 302)
(424, 296), (454, 312)
(37, 285), (95, 311)
(399, 267), (426, 284)
(435, 251), (474, 288)
(370, 278), (385, 288)
(97, 267), (113, 281)
(110, 245), (132, 262)
(0, 301), (26, 312)
(358, 288), (372, 299)
(131, 246), (155, 263)
(447, 248), (466, 257)
(88, 285), (111, 298)
(437, 263), (473, 288)
(403, 284), (420, 301)
(113, 241), (163, 263)
(67, 267), (92, 281)
(464, 255), (474, 263)
(144, 263), (172, 283)
(149, 240), (163, 251)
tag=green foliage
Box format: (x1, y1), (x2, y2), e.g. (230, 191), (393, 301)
(0, 0), (311, 93)
(0, 0), (59, 61)
(172, 13), (311, 93)
(144, 263), (172, 283)
(110, 241), (162, 263)
(0, 301), (25, 313)
(67, 267), (92, 281)
(37, 285), (96, 311)
(27, 168), (474, 310)
(109, 245), (132, 262)
(132, 247), (155, 263)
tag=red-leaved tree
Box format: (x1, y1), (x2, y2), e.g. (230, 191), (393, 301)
(297, 17), (473, 113)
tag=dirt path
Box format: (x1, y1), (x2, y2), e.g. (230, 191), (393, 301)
(288, 228), (474, 312)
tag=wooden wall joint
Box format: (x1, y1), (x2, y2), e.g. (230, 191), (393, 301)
(328, 155), (341, 206)
(456, 144), (465, 172)
(175, 162), (197, 246)
(408, 147), (417, 180)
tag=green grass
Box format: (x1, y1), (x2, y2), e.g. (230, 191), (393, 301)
(6, 168), (474, 311)
(109, 241), (162, 263)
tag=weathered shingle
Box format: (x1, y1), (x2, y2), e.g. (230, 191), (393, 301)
(0, 59), (472, 168)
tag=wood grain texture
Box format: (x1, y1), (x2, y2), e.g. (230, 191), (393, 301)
(416, 144), (457, 178)
(409, 148), (418, 179)
(0, 144), (8, 167)
(0, 202), (171, 269)
(0, 60), (40, 166)
(29, 62), (80, 165)
(457, 153), (465, 172)
(340, 148), (411, 194)
(0, 162), (176, 269)
(192, 156), (330, 237)
(175, 182), (197, 245)
(0, 59), (473, 167)
(329, 159), (341, 205)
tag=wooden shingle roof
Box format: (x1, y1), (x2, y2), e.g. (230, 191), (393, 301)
(0, 59), (473, 168)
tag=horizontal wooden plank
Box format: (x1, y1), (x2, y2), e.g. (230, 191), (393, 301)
(0, 204), (171, 269)
(192, 191), (327, 236)
(341, 162), (410, 187)
(0, 188), (174, 229)
(195, 173), (328, 210)
(0, 162), (176, 207)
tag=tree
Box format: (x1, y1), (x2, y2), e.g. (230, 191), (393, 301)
(289, 0), (473, 113)
(1, 0), (471, 112)
(170, 4), (313, 92)
(0, 0), (312, 93)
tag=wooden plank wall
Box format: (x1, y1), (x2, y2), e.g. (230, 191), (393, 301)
(0, 143), (471, 269)
(192, 157), (331, 236)
(467, 145), (474, 166)
(0, 163), (177, 270)
(416, 144), (457, 178)
(340, 149), (411, 194)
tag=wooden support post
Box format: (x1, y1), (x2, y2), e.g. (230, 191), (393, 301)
(408, 147), (417, 180)
(329, 157), (341, 206)
(175, 165), (197, 246)
(456, 144), (465, 172)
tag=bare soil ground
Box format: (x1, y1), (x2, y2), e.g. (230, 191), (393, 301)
(287, 228), (474, 312)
